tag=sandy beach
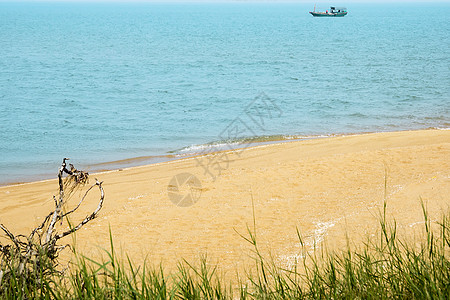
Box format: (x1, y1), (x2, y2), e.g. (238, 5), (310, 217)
(0, 129), (449, 277)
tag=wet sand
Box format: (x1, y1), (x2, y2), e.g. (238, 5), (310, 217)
(0, 129), (449, 277)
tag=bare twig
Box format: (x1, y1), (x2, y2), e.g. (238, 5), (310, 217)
(55, 180), (104, 241)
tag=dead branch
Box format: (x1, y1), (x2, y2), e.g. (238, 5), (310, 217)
(55, 179), (104, 241)
(0, 158), (105, 291)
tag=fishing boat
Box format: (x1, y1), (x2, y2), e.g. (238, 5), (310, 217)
(310, 6), (348, 17)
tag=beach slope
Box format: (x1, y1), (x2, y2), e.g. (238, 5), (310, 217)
(0, 129), (448, 274)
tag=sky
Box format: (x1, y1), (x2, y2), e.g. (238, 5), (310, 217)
(2, 0), (450, 3)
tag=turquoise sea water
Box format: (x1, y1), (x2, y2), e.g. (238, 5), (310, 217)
(0, 2), (449, 184)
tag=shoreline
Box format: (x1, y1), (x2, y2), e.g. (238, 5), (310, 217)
(1, 127), (448, 187)
(0, 132), (338, 187)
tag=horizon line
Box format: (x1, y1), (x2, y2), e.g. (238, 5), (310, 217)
(1, 0), (450, 3)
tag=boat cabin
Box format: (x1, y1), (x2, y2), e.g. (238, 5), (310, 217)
(330, 7), (347, 13)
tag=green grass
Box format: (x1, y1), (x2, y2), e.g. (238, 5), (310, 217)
(1, 203), (449, 299)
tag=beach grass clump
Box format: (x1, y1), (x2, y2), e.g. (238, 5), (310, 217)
(245, 202), (450, 299)
(0, 242), (62, 299)
(1, 203), (449, 299)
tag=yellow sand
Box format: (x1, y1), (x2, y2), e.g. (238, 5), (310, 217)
(0, 129), (449, 276)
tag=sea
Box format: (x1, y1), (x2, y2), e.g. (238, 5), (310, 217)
(0, 2), (449, 184)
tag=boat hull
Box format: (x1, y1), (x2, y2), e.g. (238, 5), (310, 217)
(310, 12), (347, 17)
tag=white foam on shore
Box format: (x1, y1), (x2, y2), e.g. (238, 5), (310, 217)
(176, 141), (242, 155)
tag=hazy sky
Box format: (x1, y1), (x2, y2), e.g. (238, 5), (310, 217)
(1, 0), (449, 5)
(3, 0), (450, 3)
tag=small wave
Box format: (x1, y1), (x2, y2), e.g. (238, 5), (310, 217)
(173, 134), (338, 156)
(349, 112), (368, 118)
(427, 126), (450, 130)
(175, 141), (244, 155)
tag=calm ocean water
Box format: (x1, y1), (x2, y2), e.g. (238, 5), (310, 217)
(0, 2), (449, 184)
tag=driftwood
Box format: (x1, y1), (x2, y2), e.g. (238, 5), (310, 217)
(0, 158), (104, 289)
